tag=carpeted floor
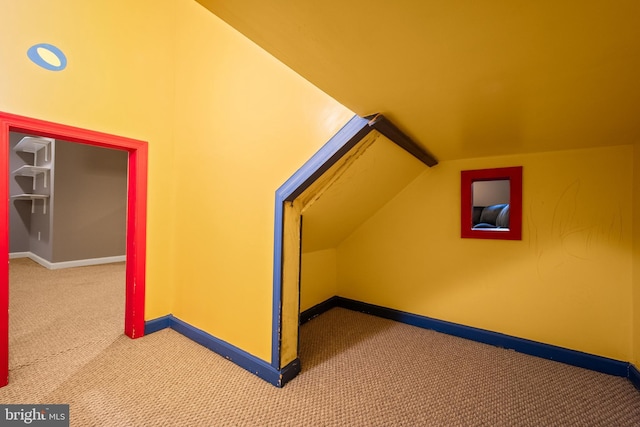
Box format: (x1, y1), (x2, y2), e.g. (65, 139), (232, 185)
(3, 258), (125, 402)
(1, 258), (640, 426)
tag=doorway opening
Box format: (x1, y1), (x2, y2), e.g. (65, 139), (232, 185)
(272, 114), (437, 382)
(0, 112), (148, 387)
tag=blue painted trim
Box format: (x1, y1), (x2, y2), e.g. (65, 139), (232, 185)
(279, 358), (302, 386)
(275, 115), (371, 202)
(335, 297), (630, 378)
(170, 317), (290, 387)
(144, 314), (172, 335)
(630, 364), (640, 391)
(300, 296), (339, 324)
(144, 315), (299, 387)
(271, 199), (285, 370)
(270, 115), (371, 369)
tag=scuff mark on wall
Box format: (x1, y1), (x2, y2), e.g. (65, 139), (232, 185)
(298, 131), (380, 214)
(552, 179), (587, 260)
(530, 177), (626, 281)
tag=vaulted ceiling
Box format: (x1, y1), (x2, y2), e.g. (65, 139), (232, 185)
(197, 0), (640, 161)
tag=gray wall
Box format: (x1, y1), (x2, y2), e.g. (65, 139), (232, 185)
(9, 133), (128, 264)
(52, 141), (128, 262)
(472, 179), (510, 206)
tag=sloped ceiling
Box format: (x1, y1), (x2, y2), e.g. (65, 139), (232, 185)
(197, 0), (640, 161)
(301, 132), (426, 252)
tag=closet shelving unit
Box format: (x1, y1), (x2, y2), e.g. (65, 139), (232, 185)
(11, 136), (53, 214)
(13, 165), (50, 189)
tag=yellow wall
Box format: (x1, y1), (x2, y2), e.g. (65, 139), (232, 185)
(0, 0), (179, 319)
(297, 133), (427, 318)
(633, 144), (640, 366)
(170, 1), (352, 361)
(337, 145), (633, 361)
(1, 0), (353, 363)
(301, 249), (338, 312)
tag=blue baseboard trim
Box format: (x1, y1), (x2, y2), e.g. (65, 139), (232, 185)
(303, 296), (637, 382)
(279, 358), (302, 385)
(144, 315), (300, 388)
(146, 302), (639, 391)
(336, 297), (630, 377)
(144, 314), (172, 335)
(629, 364), (640, 391)
(300, 296), (340, 324)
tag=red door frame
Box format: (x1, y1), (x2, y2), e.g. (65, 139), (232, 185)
(0, 112), (148, 387)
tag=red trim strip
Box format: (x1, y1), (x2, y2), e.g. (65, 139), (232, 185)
(0, 112), (148, 387)
(461, 166), (523, 241)
(0, 121), (10, 387)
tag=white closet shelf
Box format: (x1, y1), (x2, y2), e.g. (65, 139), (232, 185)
(13, 136), (52, 153)
(11, 194), (49, 200)
(13, 136), (53, 162)
(13, 165), (50, 190)
(12, 165), (50, 176)
(11, 194), (49, 214)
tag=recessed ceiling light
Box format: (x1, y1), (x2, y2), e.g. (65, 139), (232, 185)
(27, 43), (67, 71)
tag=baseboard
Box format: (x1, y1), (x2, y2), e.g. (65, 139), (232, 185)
(144, 315), (300, 388)
(300, 295), (342, 324)
(144, 315), (172, 335)
(303, 296), (633, 380)
(9, 251), (125, 269)
(9, 252), (30, 259)
(300, 296), (340, 324)
(147, 299), (638, 390)
(630, 364), (640, 391)
(47, 255), (126, 269)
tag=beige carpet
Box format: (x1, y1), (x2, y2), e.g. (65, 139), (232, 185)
(1, 258), (640, 426)
(3, 258), (125, 403)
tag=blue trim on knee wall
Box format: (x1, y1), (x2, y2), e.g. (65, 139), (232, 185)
(630, 364), (640, 391)
(301, 297), (640, 386)
(144, 315), (300, 388)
